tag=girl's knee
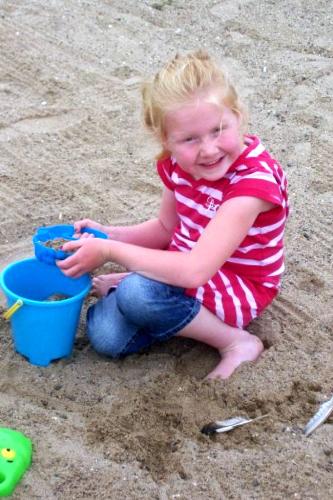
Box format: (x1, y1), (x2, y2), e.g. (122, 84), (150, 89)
(116, 273), (156, 319)
(86, 305), (122, 358)
(87, 327), (121, 358)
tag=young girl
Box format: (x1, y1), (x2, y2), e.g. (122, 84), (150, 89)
(58, 50), (289, 379)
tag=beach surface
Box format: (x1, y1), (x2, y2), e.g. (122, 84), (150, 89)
(0, 1), (332, 498)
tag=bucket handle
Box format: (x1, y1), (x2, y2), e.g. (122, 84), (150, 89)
(2, 299), (24, 320)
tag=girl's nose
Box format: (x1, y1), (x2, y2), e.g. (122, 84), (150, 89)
(200, 138), (218, 157)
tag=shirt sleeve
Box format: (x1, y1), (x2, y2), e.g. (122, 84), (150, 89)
(156, 157), (175, 191)
(222, 167), (285, 207)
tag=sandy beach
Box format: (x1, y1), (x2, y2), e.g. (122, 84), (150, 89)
(0, 0), (332, 498)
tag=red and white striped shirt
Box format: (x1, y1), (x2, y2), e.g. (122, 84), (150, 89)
(157, 135), (289, 328)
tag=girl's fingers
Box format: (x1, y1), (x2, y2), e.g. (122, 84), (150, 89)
(62, 240), (83, 253)
(75, 232), (94, 239)
(73, 221), (87, 232)
(57, 249), (81, 270)
(74, 219), (101, 232)
(56, 258), (82, 276)
(62, 264), (83, 278)
(74, 219), (93, 234)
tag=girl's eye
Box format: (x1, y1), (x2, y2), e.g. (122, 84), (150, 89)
(210, 128), (221, 138)
(184, 137), (195, 143)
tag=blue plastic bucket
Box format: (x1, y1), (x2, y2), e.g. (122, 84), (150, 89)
(0, 258), (91, 367)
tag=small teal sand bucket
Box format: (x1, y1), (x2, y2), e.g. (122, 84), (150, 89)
(0, 258), (91, 367)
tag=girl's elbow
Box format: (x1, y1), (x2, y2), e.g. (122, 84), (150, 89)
(183, 269), (210, 289)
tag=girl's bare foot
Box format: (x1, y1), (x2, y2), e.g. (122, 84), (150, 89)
(206, 332), (264, 380)
(92, 272), (130, 297)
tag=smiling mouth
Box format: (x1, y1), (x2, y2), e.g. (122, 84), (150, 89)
(200, 157), (224, 168)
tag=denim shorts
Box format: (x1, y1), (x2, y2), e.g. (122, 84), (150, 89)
(86, 273), (201, 358)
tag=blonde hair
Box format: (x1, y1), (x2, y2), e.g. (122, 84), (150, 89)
(141, 50), (247, 158)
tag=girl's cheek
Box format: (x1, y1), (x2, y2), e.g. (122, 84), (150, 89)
(221, 132), (236, 148)
(174, 144), (190, 158)
(182, 149), (196, 162)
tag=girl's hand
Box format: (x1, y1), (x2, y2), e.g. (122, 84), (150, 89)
(57, 238), (109, 278)
(73, 218), (109, 238)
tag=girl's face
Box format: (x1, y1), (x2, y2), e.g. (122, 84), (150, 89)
(163, 94), (245, 181)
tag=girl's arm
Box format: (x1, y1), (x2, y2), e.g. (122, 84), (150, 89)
(74, 187), (178, 250)
(108, 187), (178, 248)
(58, 195), (274, 288)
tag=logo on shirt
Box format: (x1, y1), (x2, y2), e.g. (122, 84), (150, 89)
(205, 196), (220, 213)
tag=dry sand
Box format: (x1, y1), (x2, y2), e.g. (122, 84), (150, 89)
(0, 0), (332, 498)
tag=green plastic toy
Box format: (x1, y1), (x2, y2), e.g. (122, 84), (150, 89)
(0, 428), (32, 497)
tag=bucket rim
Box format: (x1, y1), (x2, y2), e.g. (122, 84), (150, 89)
(0, 257), (91, 307)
